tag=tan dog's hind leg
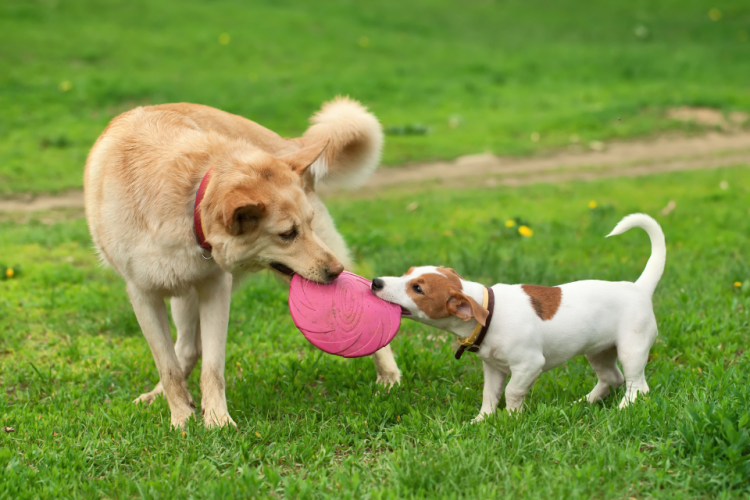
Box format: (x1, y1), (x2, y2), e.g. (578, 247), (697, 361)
(135, 288), (203, 405)
(196, 273), (236, 428)
(127, 284), (196, 428)
(307, 192), (402, 387)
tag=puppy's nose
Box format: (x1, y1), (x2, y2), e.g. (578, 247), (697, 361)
(371, 278), (385, 291)
(325, 261), (344, 281)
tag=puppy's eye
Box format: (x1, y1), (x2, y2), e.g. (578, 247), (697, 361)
(279, 228), (297, 240)
(412, 284), (424, 294)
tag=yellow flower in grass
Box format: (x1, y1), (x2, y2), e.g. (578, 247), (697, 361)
(518, 225), (533, 237)
(588, 200), (598, 209)
(6, 268), (13, 278)
(734, 281), (742, 288)
(505, 219), (516, 227)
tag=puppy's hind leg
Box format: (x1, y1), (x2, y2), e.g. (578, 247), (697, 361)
(583, 346), (624, 404)
(472, 363), (508, 422)
(617, 331), (655, 408)
(134, 288), (202, 405)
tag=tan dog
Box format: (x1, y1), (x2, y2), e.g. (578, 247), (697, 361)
(84, 98), (401, 428)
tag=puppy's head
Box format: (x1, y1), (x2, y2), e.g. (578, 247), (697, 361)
(371, 266), (488, 330)
(202, 139), (343, 283)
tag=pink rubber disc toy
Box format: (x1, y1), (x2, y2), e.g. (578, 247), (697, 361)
(289, 271), (401, 358)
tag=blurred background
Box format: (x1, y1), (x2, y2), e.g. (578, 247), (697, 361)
(1, 0), (748, 194)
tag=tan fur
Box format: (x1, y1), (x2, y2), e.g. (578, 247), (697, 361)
(84, 98), (397, 427)
(521, 284), (562, 321)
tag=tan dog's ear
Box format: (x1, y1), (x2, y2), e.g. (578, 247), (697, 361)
(446, 291), (489, 326)
(278, 139), (329, 176)
(222, 190), (266, 236)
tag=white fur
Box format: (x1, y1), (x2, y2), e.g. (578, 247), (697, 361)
(373, 214), (665, 421)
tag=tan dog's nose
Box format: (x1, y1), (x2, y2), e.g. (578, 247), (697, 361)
(326, 261), (344, 281)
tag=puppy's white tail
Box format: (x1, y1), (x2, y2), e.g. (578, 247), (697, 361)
(299, 96), (383, 188)
(607, 213), (666, 296)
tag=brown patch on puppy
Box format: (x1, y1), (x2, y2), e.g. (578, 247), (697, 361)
(405, 267), (463, 319)
(521, 284), (562, 320)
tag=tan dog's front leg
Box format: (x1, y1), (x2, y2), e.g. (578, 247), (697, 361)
(372, 344), (401, 387)
(196, 273), (236, 428)
(127, 284), (195, 428)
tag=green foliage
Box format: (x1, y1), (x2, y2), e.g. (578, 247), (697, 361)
(1, 0), (749, 194)
(1, 167), (749, 497)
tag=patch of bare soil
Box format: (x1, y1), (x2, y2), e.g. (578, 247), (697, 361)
(2, 129), (749, 215)
(321, 130), (750, 194)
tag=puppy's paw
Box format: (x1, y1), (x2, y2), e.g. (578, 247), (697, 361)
(202, 409), (237, 429)
(376, 370), (401, 390)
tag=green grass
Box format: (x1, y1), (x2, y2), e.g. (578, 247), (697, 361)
(2, 0), (750, 194)
(2, 166), (750, 498)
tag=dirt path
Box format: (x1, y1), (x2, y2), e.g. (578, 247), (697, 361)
(2, 131), (749, 213)
(321, 130), (750, 194)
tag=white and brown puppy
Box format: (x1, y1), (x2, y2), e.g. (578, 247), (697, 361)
(84, 98), (401, 428)
(371, 214), (665, 421)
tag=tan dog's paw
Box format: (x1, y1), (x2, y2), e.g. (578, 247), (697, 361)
(376, 371), (401, 390)
(133, 384), (164, 405)
(202, 409), (237, 429)
(170, 408), (196, 429)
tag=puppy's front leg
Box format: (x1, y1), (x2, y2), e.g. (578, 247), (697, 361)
(472, 363), (508, 423)
(196, 272), (236, 428)
(504, 358), (544, 414)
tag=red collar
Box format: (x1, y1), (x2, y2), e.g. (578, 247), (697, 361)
(194, 169), (213, 251)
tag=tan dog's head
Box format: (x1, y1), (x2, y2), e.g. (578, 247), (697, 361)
(371, 266), (488, 330)
(201, 140), (343, 283)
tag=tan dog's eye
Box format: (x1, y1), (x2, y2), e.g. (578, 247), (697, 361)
(280, 228), (297, 240)
(412, 284), (424, 294)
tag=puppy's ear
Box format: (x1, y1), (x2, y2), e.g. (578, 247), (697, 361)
(441, 266), (464, 280)
(222, 190), (266, 236)
(446, 291), (489, 326)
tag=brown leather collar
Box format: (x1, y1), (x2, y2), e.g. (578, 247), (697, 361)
(455, 286), (495, 360)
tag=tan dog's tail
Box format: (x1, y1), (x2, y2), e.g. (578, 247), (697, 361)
(300, 97), (383, 188)
(607, 213), (666, 297)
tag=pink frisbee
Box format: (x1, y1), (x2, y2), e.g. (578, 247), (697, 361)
(289, 271), (401, 358)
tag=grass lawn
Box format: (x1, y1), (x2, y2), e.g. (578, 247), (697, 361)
(2, 0), (750, 194)
(2, 166), (749, 498)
